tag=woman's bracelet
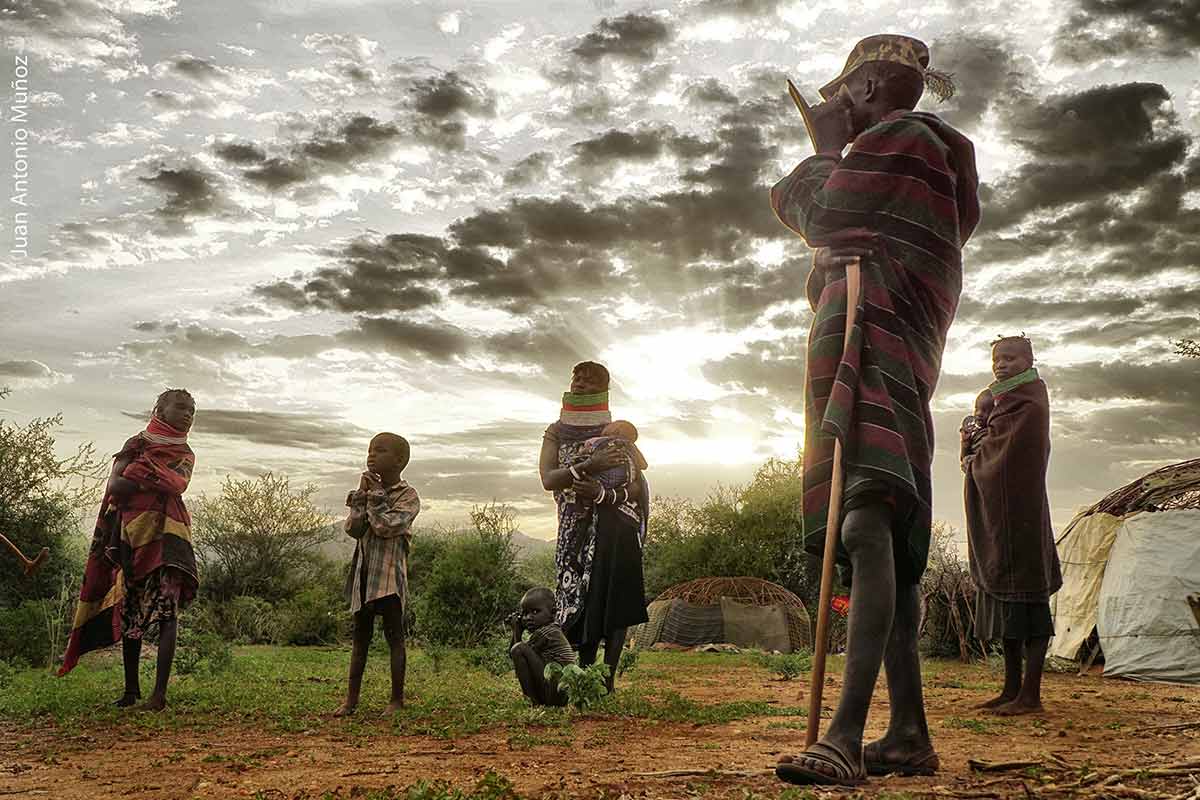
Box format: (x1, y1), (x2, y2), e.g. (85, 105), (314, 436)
(594, 486), (605, 504)
(569, 465), (582, 480)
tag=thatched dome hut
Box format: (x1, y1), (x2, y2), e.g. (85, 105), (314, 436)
(632, 577), (812, 653)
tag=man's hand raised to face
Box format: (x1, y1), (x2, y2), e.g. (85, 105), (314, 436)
(807, 96), (854, 156)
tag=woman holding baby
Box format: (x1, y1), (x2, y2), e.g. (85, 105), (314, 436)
(539, 360), (649, 692)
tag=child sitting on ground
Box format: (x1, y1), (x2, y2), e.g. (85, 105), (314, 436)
(335, 432), (420, 716)
(963, 336), (1062, 716)
(572, 420), (648, 508)
(509, 587), (576, 706)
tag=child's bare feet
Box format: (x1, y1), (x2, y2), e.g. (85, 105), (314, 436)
(974, 693), (1017, 709)
(114, 692), (141, 708)
(136, 695), (166, 712)
(384, 699), (404, 714)
(991, 699), (1044, 716)
(332, 702), (357, 717)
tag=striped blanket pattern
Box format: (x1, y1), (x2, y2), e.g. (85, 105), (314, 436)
(770, 110), (980, 584)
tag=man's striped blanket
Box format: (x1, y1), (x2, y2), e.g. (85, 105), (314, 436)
(770, 109), (981, 584)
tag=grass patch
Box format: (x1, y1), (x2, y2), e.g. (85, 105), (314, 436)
(945, 716), (999, 734)
(1, 645), (806, 740)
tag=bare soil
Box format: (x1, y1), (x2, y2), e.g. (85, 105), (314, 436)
(3, 659), (1198, 799)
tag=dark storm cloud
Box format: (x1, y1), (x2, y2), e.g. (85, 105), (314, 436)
(691, 0), (786, 16)
(253, 94), (796, 327)
(700, 336), (808, 398)
(213, 114), (405, 191)
(189, 409), (370, 449)
(926, 32), (1027, 131)
(685, 258), (809, 327)
(408, 71), (496, 118)
(957, 294), (1144, 328)
(1054, 0), (1200, 62)
(418, 421), (551, 449)
(504, 152), (553, 186)
(145, 89), (217, 114)
(571, 125), (718, 169)
(137, 165), (226, 228)
(1044, 360), (1200, 407)
(684, 78), (738, 106)
(982, 82), (1189, 233)
(213, 142), (266, 165)
(0, 360), (55, 379)
(570, 13), (673, 63)
(342, 316), (471, 362)
(164, 53), (227, 84)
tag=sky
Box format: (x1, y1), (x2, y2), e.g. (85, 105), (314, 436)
(1, 0), (1198, 543)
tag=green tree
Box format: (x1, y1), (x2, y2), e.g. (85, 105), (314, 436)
(0, 388), (102, 608)
(641, 456), (814, 605)
(411, 502), (523, 646)
(1176, 339), (1199, 358)
(191, 472), (335, 602)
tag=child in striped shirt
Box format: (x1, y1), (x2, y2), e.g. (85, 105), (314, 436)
(334, 432), (420, 716)
(509, 587), (576, 706)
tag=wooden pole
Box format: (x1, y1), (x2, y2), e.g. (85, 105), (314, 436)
(805, 257), (862, 748)
(0, 532), (49, 577)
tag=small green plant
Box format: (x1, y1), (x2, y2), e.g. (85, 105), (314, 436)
(463, 637), (514, 677)
(617, 648), (639, 676)
(753, 650), (812, 681)
(946, 716), (995, 734)
(544, 662), (610, 710)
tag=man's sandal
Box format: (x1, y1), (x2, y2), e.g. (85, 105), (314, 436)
(863, 742), (940, 776)
(775, 742), (867, 787)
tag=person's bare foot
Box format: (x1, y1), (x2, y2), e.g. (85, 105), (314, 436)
(384, 699), (404, 714)
(991, 698), (1043, 716)
(114, 692), (141, 708)
(332, 702), (357, 717)
(862, 737), (939, 776)
(975, 693), (1017, 709)
(136, 695), (166, 712)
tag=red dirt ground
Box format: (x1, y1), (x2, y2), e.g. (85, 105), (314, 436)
(4, 660), (1198, 799)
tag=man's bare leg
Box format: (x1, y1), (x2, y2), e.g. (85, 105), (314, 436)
(977, 638), (1022, 709)
(779, 503), (895, 783)
(863, 583), (938, 773)
(994, 636), (1047, 716)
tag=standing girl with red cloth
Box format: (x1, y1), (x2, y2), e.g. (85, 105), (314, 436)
(60, 389), (199, 712)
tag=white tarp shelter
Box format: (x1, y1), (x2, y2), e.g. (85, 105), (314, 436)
(1050, 459), (1200, 684)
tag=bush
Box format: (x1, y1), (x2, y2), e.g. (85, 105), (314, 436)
(411, 504), (523, 647)
(175, 625), (233, 675)
(920, 522), (989, 660)
(191, 473), (334, 603)
(189, 596), (277, 644)
(0, 601), (48, 668)
(0, 387), (102, 608)
(272, 586), (345, 646)
(463, 635), (515, 677)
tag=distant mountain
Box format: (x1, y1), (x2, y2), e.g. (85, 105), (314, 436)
(511, 530), (555, 558)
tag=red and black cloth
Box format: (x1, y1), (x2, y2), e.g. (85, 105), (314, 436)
(59, 417), (198, 675)
(771, 110), (981, 585)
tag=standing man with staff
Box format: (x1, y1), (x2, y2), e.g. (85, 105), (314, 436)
(769, 35), (981, 786)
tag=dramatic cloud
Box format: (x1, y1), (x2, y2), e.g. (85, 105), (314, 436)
(928, 32), (1029, 132)
(213, 114), (404, 191)
(1055, 0), (1200, 62)
(982, 82), (1189, 232)
(189, 409), (370, 449)
(137, 165), (227, 228)
(1, 0), (174, 80)
(570, 13), (673, 63)
(0, 359), (70, 387)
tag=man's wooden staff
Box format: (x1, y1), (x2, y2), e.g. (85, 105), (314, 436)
(805, 257), (862, 747)
(0, 532), (50, 577)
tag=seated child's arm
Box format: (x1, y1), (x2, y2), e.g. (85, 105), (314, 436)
(366, 485), (421, 541)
